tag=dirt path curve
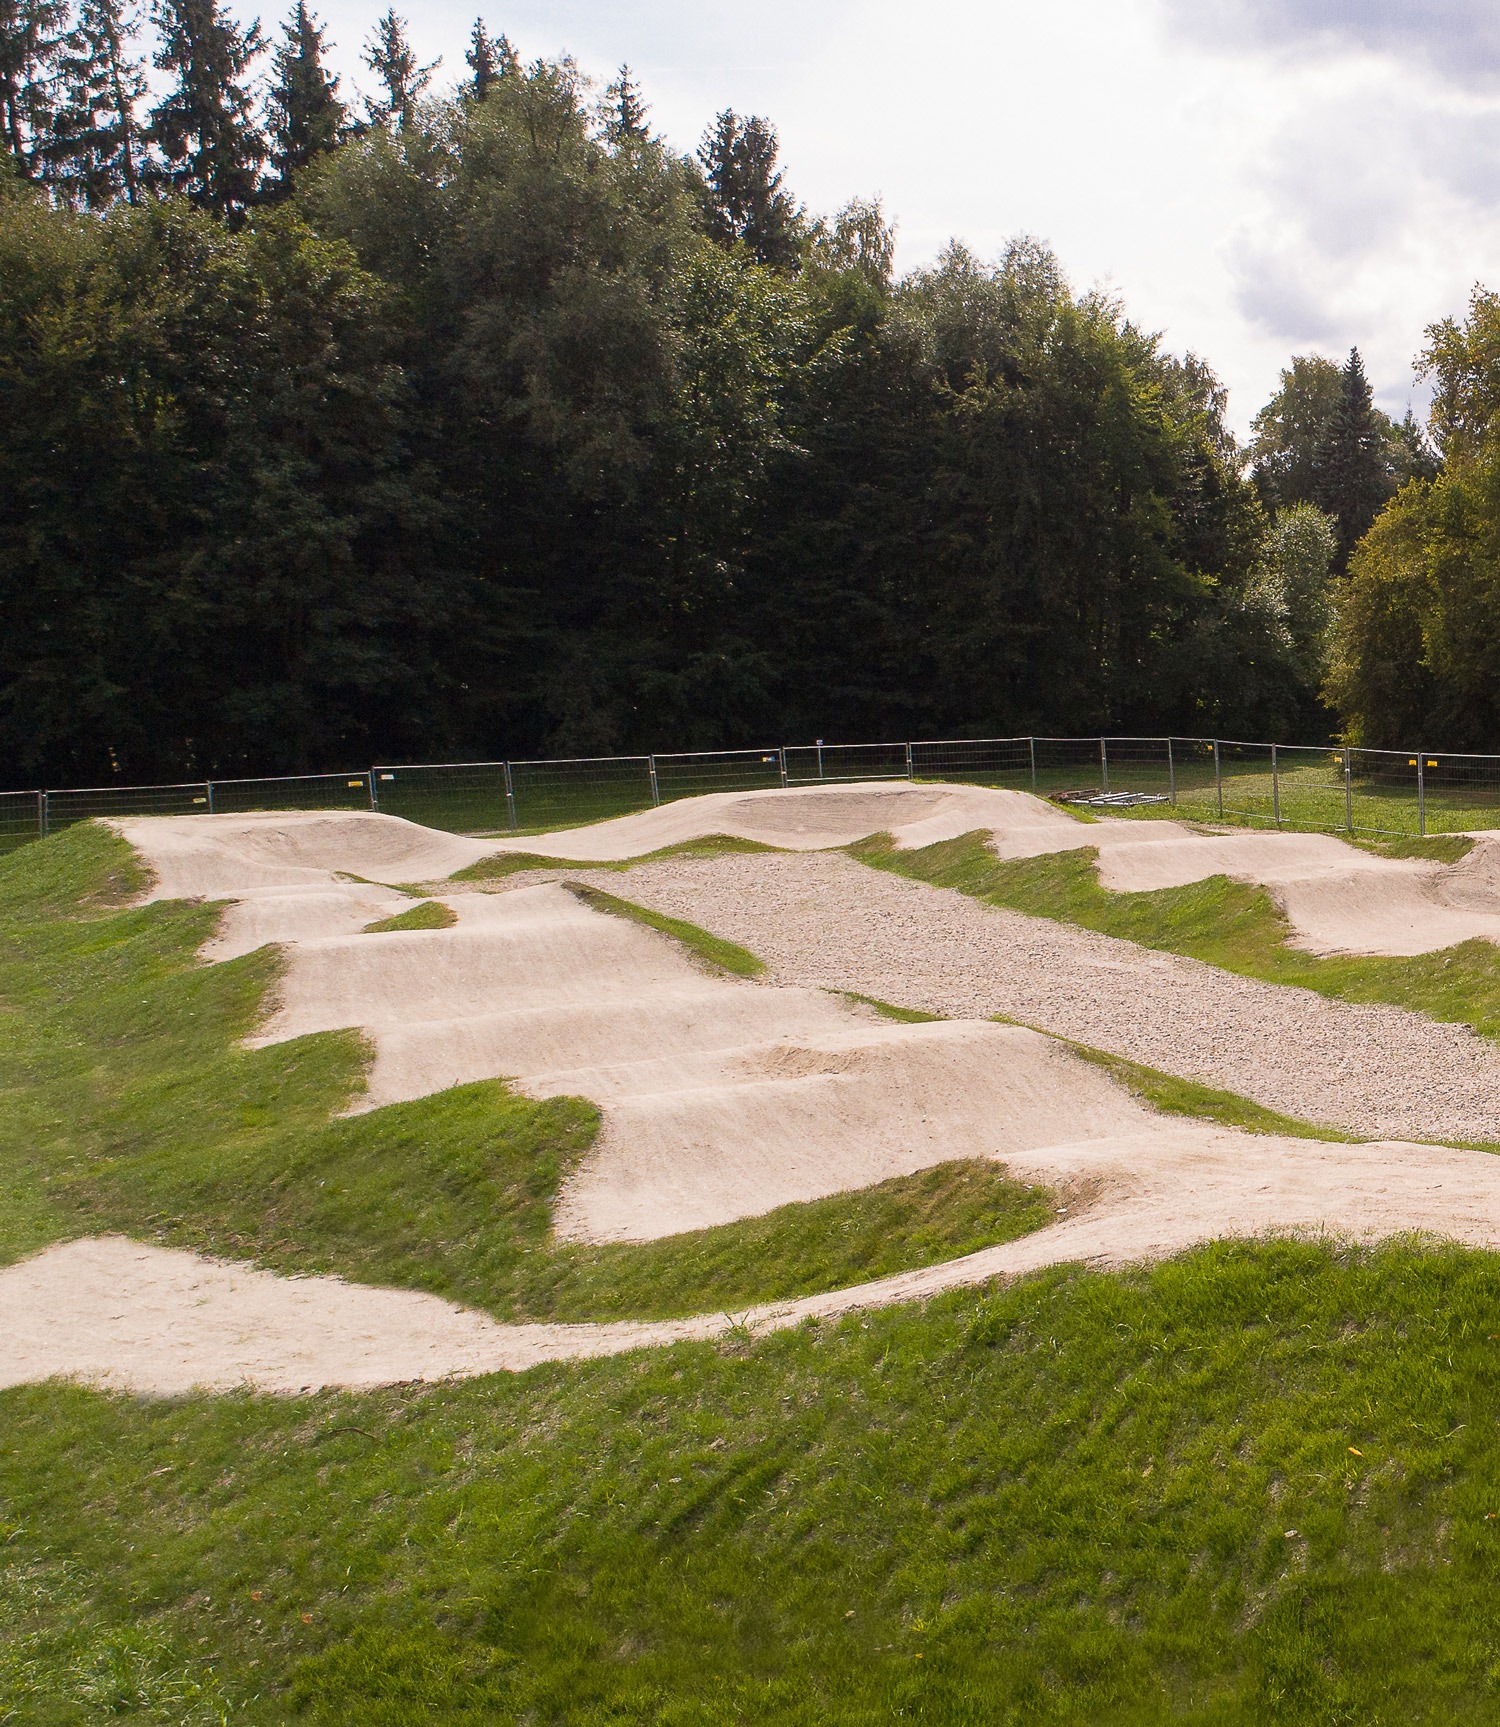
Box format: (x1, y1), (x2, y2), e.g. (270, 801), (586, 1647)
(604, 851), (1500, 1146)
(9, 1116), (1500, 1394)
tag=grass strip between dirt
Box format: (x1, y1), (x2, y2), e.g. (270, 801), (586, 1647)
(452, 833), (782, 881)
(563, 880), (767, 978)
(360, 900), (457, 933)
(853, 830), (1500, 1042)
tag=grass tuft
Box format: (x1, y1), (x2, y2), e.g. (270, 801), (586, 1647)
(361, 900), (457, 933)
(564, 881), (766, 977)
(453, 833), (781, 882)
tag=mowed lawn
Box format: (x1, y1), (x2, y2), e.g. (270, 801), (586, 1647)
(5, 826), (1500, 1720)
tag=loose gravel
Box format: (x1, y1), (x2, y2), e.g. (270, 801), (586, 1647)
(572, 851), (1500, 1147)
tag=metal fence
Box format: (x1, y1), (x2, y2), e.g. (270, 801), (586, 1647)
(7, 734), (1500, 852)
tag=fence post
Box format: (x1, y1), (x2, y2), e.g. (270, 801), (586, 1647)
(37, 789), (46, 840)
(206, 779), (215, 815)
(905, 740), (914, 781)
(816, 739), (824, 780)
(368, 769), (380, 812)
(647, 755), (661, 806)
(1028, 736), (1037, 793)
(1417, 750), (1426, 837)
(778, 748), (788, 790)
(503, 760), (517, 831)
(1166, 738), (1176, 806)
(1213, 741), (1223, 819)
(1344, 747), (1353, 833)
(1100, 737), (1109, 794)
(1271, 743), (1281, 827)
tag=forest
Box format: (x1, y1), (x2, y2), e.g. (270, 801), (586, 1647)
(1, 0), (1495, 787)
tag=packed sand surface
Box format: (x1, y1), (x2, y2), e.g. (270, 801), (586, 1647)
(479, 781), (1072, 859)
(477, 781), (1500, 958)
(611, 851), (1500, 1146)
(113, 811), (1154, 1241)
(12, 1114), (1500, 1392)
(113, 810), (496, 959)
(10, 800), (1500, 1395)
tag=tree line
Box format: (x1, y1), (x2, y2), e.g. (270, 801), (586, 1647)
(0, 1), (1484, 787)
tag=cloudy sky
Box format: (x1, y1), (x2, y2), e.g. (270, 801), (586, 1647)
(245, 0), (1500, 434)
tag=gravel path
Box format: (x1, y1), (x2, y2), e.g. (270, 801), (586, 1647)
(587, 852), (1500, 1146)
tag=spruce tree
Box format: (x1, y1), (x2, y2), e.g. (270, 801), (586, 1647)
(267, 2), (343, 194)
(362, 10), (437, 129)
(463, 18), (514, 101)
(604, 63), (648, 144)
(697, 110), (802, 270)
(1314, 347), (1392, 570)
(148, 0), (266, 217)
(42, 0), (146, 207)
(0, 0), (69, 178)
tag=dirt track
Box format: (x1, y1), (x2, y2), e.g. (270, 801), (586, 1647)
(607, 849), (1500, 1146)
(4, 792), (1495, 1398)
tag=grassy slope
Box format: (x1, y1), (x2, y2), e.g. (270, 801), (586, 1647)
(9, 1240), (1500, 1722)
(0, 825), (1049, 1319)
(855, 832), (1500, 1041)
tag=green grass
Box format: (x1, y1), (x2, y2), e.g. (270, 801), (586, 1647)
(12, 1239), (1500, 1720)
(0, 823), (1049, 1319)
(843, 991), (946, 1023)
(1060, 1040), (1361, 1142)
(452, 833), (781, 882)
(361, 900), (457, 933)
(1351, 833), (1477, 864)
(565, 881), (767, 978)
(855, 831), (1500, 1042)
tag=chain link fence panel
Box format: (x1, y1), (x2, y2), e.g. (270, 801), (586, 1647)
(0, 789), (43, 851)
(507, 756), (655, 832)
(782, 741), (912, 783)
(44, 782), (213, 832)
(208, 772), (373, 815)
(371, 762), (511, 834)
(653, 749), (785, 803)
(910, 737), (1032, 786)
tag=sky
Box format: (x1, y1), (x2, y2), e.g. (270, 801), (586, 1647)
(235, 0), (1500, 435)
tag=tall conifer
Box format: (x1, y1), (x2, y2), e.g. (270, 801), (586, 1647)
(0, 0), (68, 177)
(362, 10), (437, 129)
(43, 0), (146, 206)
(463, 18), (514, 101)
(697, 110), (802, 269)
(604, 63), (648, 144)
(267, 2), (343, 194)
(1315, 347), (1392, 570)
(148, 0), (265, 217)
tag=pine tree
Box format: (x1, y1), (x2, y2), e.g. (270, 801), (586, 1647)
(267, 2), (343, 194)
(603, 63), (648, 144)
(148, 0), (266, 217)
(42, 0), (146, 207)
(362, 10), (437, 129)
(0, 0), (69, 178)
(1314, 347), (1393, 570)
(697, 110), (803, 270)
(463, 18), (514, 101)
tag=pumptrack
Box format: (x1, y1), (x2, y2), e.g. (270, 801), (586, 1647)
(4, 785), (1500, 1395)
